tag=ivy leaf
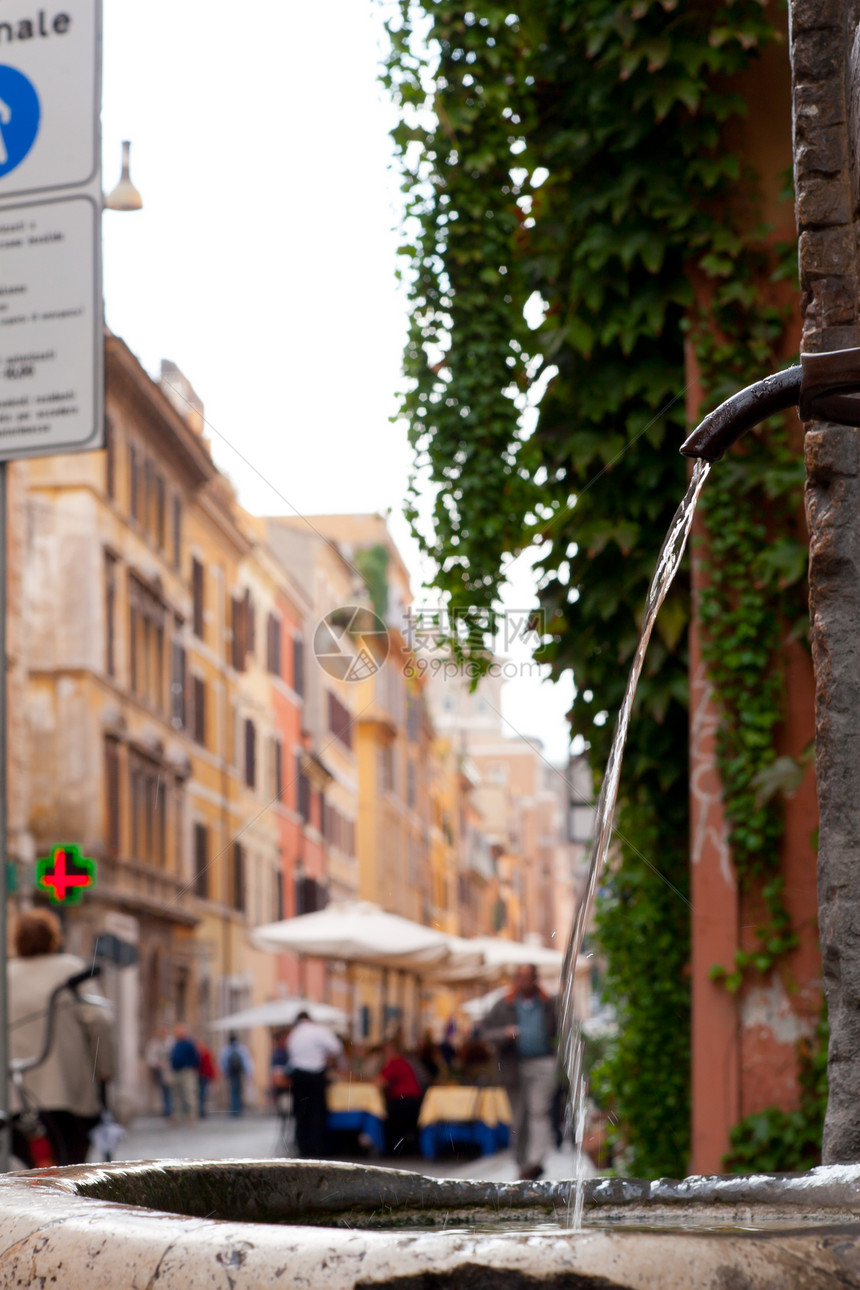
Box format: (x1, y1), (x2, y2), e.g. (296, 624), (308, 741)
(644, 37), (671, 71)
(640, 238), (665, 273)
(754, 537), (808, 588)
(752, 751), (814, 807)
(654, 593), (688, 653)
(565, 314), (594, 356)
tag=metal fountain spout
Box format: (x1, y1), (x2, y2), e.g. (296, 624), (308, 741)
(679, 345), (860, 461)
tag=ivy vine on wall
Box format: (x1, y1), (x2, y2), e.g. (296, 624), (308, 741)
(383, 0), (814, 1177)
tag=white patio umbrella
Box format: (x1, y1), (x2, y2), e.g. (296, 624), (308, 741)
(423, 935), (566, 985)
(461, 985), (507, 1021)
(468, 936), (565, 971)
(460, 952), (591, 1020)
(250, 901), (482, 973)
(210, 997), (348, 1032)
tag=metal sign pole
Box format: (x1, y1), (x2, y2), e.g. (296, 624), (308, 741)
(0, 461), (10, 1173)
(0, 1), (105, 1173)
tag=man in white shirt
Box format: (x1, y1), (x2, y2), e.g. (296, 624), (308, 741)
(285, 1011), (343, 1158)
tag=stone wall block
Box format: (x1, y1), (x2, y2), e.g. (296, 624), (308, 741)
(794, 79), (847, 128)
(796, 177), (852, 227)
(799, 226), (857, 276)
(803, 275), (857, 325)
(805, 425), (860, 479)
(795, 122), (851, 175)
(800, 316), (852, 352)
(792, 29), (844, 81)
(791, 0), (844, 31)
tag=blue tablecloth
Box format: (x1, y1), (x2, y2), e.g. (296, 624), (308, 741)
(328, 1108), (386, 1154)
(417, 1085), (513, 1160)
(419, 1118), (509, 1160)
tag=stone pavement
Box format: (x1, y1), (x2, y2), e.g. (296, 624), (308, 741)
(108, 1111), (594, 1182)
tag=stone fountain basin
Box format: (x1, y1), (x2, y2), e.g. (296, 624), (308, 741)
(3, 1159), (860, 1288)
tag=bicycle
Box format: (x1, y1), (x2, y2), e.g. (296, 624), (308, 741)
(2, 964), (105, 1169)
(274, 1078), (297, 1161)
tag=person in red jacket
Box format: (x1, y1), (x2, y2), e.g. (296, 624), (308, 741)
(377, 1038), (423, 1156)
(197, 1043), (216, 1118)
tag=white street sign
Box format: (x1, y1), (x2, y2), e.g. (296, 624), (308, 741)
(0, 0), (103, 462)
(0, 195), (100, 457)
(0, 0), (99, 199)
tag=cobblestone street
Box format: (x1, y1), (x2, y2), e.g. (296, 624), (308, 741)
(109, 1111), (590, 1183)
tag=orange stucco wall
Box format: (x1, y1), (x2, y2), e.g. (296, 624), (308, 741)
(686, 320), (818, 1174)
(689, 583), (741, 1172)
(685, 15), (822, 1171)
(690, 589), (818, 1174)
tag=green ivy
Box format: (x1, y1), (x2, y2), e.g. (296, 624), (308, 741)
(591, 796), (692, 1177)
(355, 544), (391, 620)
(723, 1008), (828, 1174)
(691, 233), (808, 989)
(384, 0), (810, 1178)
(698, 424), (805, 992)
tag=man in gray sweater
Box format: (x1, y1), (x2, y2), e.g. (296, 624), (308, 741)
(482, 964), (558, 1180)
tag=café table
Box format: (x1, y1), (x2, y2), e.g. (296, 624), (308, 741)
(417, 1085), (512, 1160)
(326, 1080), (387, 1154)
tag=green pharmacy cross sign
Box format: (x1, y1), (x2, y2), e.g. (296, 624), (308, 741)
(36, 844), (97, 905)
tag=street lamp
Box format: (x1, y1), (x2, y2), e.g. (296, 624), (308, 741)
(103, 140), (143, 211)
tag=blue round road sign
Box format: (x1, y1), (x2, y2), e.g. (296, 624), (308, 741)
(0, 65), (41, 180)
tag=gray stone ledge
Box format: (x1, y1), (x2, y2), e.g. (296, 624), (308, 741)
(1, 1160), (860, 1289)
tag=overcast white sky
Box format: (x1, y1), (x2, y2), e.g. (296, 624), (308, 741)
(100, 0), (574, 763)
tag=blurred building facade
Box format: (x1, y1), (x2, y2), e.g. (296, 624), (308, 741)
(5, 336), (579, 1109)
(429, 669), (582, 950)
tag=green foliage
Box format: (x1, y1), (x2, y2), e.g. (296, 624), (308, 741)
(591, 797), (691, 1178)
(382, 0), (538, 621)
(693, 233), (808, 985)
(723, 1104), (819, 1174)
(385, 0), (807, 1178)
(354, 544), (391, 620)
(723, 1009), (828, 1174)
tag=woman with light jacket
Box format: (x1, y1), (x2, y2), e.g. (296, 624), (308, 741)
(7, 908), (115, 1166)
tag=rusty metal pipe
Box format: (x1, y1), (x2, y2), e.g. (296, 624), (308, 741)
(680, 347), (860, 462)
(679, 366), (802, 462)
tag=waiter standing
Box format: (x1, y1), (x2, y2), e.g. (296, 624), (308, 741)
(285, 1011), (343, 1158)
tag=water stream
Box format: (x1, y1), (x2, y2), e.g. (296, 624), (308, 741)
(558, 458), (712, 1227)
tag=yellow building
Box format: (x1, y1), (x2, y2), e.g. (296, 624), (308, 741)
(13, 342), (542, 1079)
(426, 735), (463, 937)
(16, 337), (220, 1114)
(290, 515), (424, 920)
(265, 515), (363, 1021)
(14, 339), (308, 1112)
(467, 735), (567, 947)
(271, 513), (459, 1040)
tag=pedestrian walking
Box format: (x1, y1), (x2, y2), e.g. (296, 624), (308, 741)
(285, 1011), (342, 1159)
(377, 1038), (423, 1156)
(482, 964), (558, 1181)
(219, 1032), (253, 1117)
(270, 1029), (290, 1102)
(144, 1024), (173, 1118)
(7, 908), (115, 1167)
(169, 1023), (200, 1123)
(197, 1043), (216, 1118)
